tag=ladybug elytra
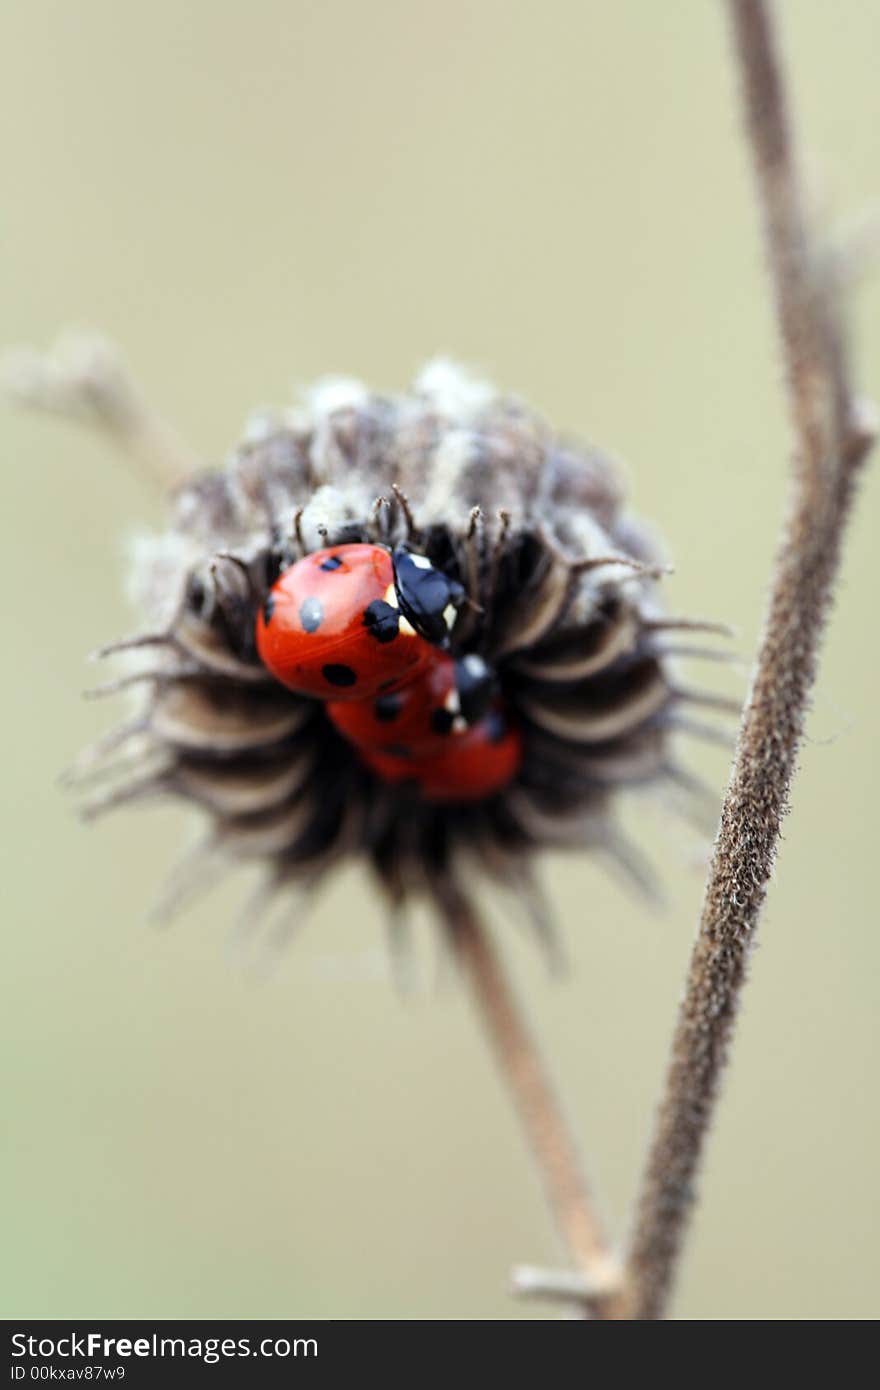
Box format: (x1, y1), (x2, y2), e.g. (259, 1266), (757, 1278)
(255, 543), (521, 801)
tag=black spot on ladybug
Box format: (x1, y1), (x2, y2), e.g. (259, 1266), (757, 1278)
(263, 592), (276, 625)
(323, 663), (357, 687)
(299, 596), (324, 633)
(320, 555), (344, 571)
(384, 744), (413, 759)
(374, 693), (404, 723)
(430, 708), (455, 736)
(363, 600), (400, 644)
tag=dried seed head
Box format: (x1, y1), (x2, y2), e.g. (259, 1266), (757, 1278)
(69, 359), (721, 929)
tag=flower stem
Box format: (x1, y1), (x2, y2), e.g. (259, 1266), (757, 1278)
(433, 882), (621, 1315)
(616, 0), (876, 1320)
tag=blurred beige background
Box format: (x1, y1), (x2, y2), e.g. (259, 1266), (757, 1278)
(2, 0), (878, 1320)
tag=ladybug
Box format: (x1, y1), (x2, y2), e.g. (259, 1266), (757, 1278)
(256, 543), (521, 802)
(358, 710), (523, 803)
(327, 651), (497, 756)
(256, 544), (445, 700)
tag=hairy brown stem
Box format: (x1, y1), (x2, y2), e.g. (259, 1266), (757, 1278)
(432, 882), (621, 1314)
(618, 0), (876, 1320)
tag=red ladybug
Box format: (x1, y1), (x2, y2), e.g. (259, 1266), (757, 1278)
(327, 651), (496, 755)
(256, 544), (433, 700)
(256, 543), (521, 801)
(328, 654), (457, 756)
(358, 710), (523, 803)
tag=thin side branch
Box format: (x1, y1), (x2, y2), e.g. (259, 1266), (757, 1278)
(618, 0), (876, 1319)
(511, 1264), (614, 1307)
(431, 881), (622, 1316)
(1, 330), (199, 491)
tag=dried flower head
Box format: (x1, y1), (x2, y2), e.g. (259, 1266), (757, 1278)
(41, 353), (728, 941)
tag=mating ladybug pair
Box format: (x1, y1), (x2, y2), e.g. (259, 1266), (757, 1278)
(255, 543), (522, 801)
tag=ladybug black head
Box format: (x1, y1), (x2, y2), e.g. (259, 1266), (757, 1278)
(391, 548), (466, 648)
